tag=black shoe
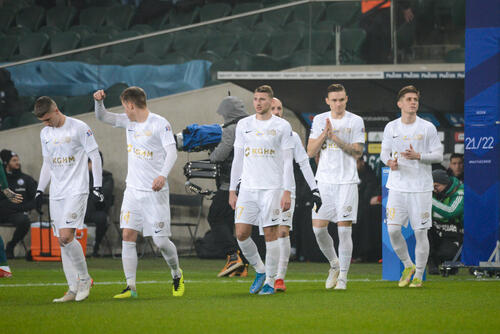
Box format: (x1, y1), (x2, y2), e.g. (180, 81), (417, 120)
(428, 265), (440, 275)
(5, 244), (14, 259)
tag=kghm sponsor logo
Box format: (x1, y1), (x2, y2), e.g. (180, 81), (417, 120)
(127, 144), (153, 160)
(244, 147), (276, 157)
(52, 156), (75, 165)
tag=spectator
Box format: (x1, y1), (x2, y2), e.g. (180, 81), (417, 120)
(353, 157), (382, 262)
(207, 96), (248, 277)
(428, 169), (464, 275)
(84, 151), (114, 257)
(0, 69), (21, 123)
(0, 150), (37, 259)
(447, 153), (464, 182)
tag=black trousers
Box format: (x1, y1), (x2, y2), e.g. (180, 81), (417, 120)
(84, 210), (108, 253)
(0, 212), (30, 251)
(207, 189), (238, 256)
(428, 229), (461, 265)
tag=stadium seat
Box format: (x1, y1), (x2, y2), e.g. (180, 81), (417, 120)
(80, 7), (107, 30)
(204, 33), (238, 58)
(197, 50), (223, 63)
(172, 31), (206, 57)
(310, 30), (335, 55)
(18, 33), (49, 58)
(168, 7), (200, 27)
(100, 52), (129, 66)
(129, 52), (162, 65)
(5, 26), (31, 38)
(262, 5), (293, 28)
(231, 2), (263, 28)
(81, 34), (112, 58)
(106, 5), (135, 30)
(293, 2), (325, 24)
(143, 34), (174, 57)
(0, 115), (19, 131)
(451, 0), (465, 28)
(0, 36), (18, 61)
(288, 49), (324, 67)
(283, 21), (307, 38)
(339, 28), (366, 64)
(207, 57), (239, 84)
(200, 3), (231, 22)
(19, 96), (35, 112)
(130, 24), (155, 35)
(70, 53), (99, 64)
(64, 95), (93, 115)
(326, 2), (361, 27)
(17, 111), (39, 126)
(170, 194), (204, 254)
(248, 54), (285, 71)
(15, 5), (45, 31)
(110, 31), (142, 58)
(46, 6), (77, 31)
(69, 25), (93, 40)
(38, 25), (62, 38)
(316, 20), (335, 32)
(397, 22), (415, 51)
(0, 9), (16, 33)
(105, 82), (129, 107)
(445, 48), (465, 63)
(50, 31), (81, 54)
(219, 21), (248, 34)
(96, 25), (120, 37)
(252, 22), (275, 34)
(270, 31), (303, 60)
(238, 32), (271, 55)
(162, 52), (189, 65)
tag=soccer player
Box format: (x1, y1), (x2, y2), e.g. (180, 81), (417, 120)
(307, 84), (365, 290)
(380, 85), (443, 288)
(34, 96), (104, 302)
(93, 87), (184, 298)
(229, 85), (295, 295)
(270, 97), (321, 292)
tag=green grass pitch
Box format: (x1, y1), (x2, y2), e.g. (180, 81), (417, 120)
(1, 258), (499, 333)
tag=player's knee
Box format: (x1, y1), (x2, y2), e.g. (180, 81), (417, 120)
(152, 236), (170, 249)
(122, 228), (137, 242)
(58, 235), (73, 246)
(387, 224), (401, 239)
(278, 229), (289, 238)
(236, 230), (250, 241)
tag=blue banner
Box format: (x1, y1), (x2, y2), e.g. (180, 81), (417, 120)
(463, 0), (500, 265)
(5, 60), (211, 99)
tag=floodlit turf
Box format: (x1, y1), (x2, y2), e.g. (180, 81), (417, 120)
(1, 258), (499, 333)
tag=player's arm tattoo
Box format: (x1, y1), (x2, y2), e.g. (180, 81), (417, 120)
(336, 140), (364, 158)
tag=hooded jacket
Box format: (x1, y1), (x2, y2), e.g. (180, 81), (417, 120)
(209, 96), (248, 190)
(0, 168), (37, 215)
(431, 176), (464, 240)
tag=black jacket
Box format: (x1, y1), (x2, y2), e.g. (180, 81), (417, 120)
(0, 169), (37, 215)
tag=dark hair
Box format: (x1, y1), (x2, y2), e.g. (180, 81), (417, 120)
(33, 96), (57, 117)
(450, 153), (464, 161)
(326, 84), (346, 96)
(120, 86), (147, 109)
(397, 85), (420, 101)
(254, 85), (274, 98)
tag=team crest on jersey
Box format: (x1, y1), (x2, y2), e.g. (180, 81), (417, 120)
(155, 221), (165, 229)
(86, 130), (93, 137)
(421, 212), (430, 219)
(256, 131), (264, 136)
(69, 212), (77, 220)
(273, 209), (280, 216)
(17, 178), (24, 186)
(267, 129), (277, 136)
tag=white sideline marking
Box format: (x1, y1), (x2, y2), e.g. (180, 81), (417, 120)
(0, 277), (496, 288)
(0, 278), (375, 288)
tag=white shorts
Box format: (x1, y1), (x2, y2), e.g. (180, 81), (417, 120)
(312, 182), (358, 223)
(235, 188), (282, 230)
(120, 187), (171, 237)
(386, 190), (432, 230)
(50, 194), (88, 237)
(280, 198), (295, 230)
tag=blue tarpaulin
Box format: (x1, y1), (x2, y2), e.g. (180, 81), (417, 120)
(6, 60), (211, 99)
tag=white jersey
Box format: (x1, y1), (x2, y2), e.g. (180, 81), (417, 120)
(40, 117), (98, 199)
(114, 112), (175, 191)
(382, 116), (442, 192)
(291, 131), (309, 198)
(310, 110), (365, 184)
(234, 115), (294, 190)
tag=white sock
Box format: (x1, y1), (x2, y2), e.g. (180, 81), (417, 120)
(312, 226), (339, 268)
(414, 229), (430, 280)
(264, 239), (280, 287)
(387, 225), (414, 268)
(276, 236), (290, 280)
(60, 245), (78, 292)
(122, 241), (138, 290)
(338, 226), (353, 281)
(237, 237), (265, 274)
(64, 239), (90, 280)
(153, 236), (181, 278)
